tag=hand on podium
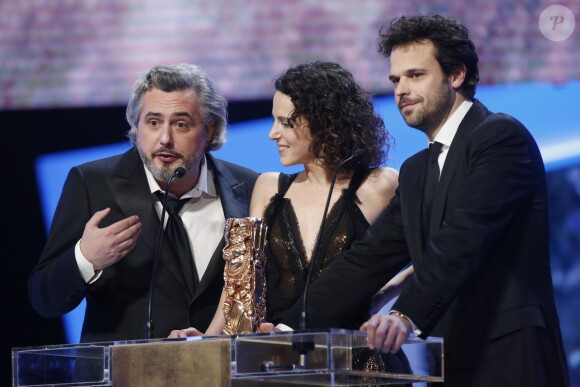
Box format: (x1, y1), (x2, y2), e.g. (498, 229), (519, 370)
(360, 313), (411, 353)
(256, 322), (294, 333)
(168, 322), (291, 338)
(167, 327), (204, 338)
(257, 322), (275, 332)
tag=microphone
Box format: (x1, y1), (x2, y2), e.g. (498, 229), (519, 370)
(292, 149), (363, 366)
(299, 149), (364, 331)
(145, 166), (187, 339)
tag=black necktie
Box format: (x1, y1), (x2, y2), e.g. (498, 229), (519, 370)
(423, 142), (443, 239)
(156, 192), (198, 291)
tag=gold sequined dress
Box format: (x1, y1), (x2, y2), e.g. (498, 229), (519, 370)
(264, 169), (371, 328)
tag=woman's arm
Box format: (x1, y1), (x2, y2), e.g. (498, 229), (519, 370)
(249, 172), (279, 217)
(370, 265), (414, 314)
(167, 289), (227, 337)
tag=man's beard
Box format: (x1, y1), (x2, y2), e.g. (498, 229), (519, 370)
(136, 144), (204, 183)
(399, 81), (454, 135)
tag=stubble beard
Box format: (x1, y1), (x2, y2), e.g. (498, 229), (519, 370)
(136, 141), (205, 183)
(401, 81), (455, 137)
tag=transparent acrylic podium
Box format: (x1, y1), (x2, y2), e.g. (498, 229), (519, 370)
(12, 329), (443, 386)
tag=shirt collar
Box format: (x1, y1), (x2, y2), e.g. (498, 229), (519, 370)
(431, 100), (473, 148)
(144, 154), (217, 198)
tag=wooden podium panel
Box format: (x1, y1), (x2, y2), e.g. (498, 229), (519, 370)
(111, 339), (231, 387)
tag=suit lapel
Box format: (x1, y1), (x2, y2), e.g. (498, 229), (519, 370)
(207, 155), (250, 219)
(192, 155), (249, 299)
(430, 101), (491, 231)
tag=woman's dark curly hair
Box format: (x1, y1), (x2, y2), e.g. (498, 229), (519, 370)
(274, 61), (390, 171)
(377, 15), (479, 100)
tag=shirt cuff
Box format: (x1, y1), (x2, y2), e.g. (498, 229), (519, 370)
(389, 310), (423, 337)
(75, 240), (102, 284)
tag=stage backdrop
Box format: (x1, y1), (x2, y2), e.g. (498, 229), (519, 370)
(2, 0), (578, 110)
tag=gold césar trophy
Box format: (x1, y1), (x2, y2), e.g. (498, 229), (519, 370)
(222, 217), (268, 334)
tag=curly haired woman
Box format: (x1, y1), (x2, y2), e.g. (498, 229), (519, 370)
(171, 61), (410, 341)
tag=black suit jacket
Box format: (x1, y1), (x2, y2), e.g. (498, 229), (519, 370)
(281, 101), (569, 385)
(29, 147), (258, 342)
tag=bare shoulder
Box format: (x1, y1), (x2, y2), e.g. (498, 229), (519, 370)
(356, 167), (399, 223)
(364, 167), (399, 195)
(249, 172), (280, 217)
(254, 172), (280, 192)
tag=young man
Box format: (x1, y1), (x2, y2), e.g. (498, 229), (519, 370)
(281, 15), (569, 386)
(29, 64), (258, 342)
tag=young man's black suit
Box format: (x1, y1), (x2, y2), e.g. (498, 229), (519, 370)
(281, 100), (569, 386)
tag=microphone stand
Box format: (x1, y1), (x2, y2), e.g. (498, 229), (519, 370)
(145, 167), (186, 339)
(294, 150), (364, 366)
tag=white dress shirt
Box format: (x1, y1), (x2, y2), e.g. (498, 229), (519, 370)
(430, 100), (473, 177)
